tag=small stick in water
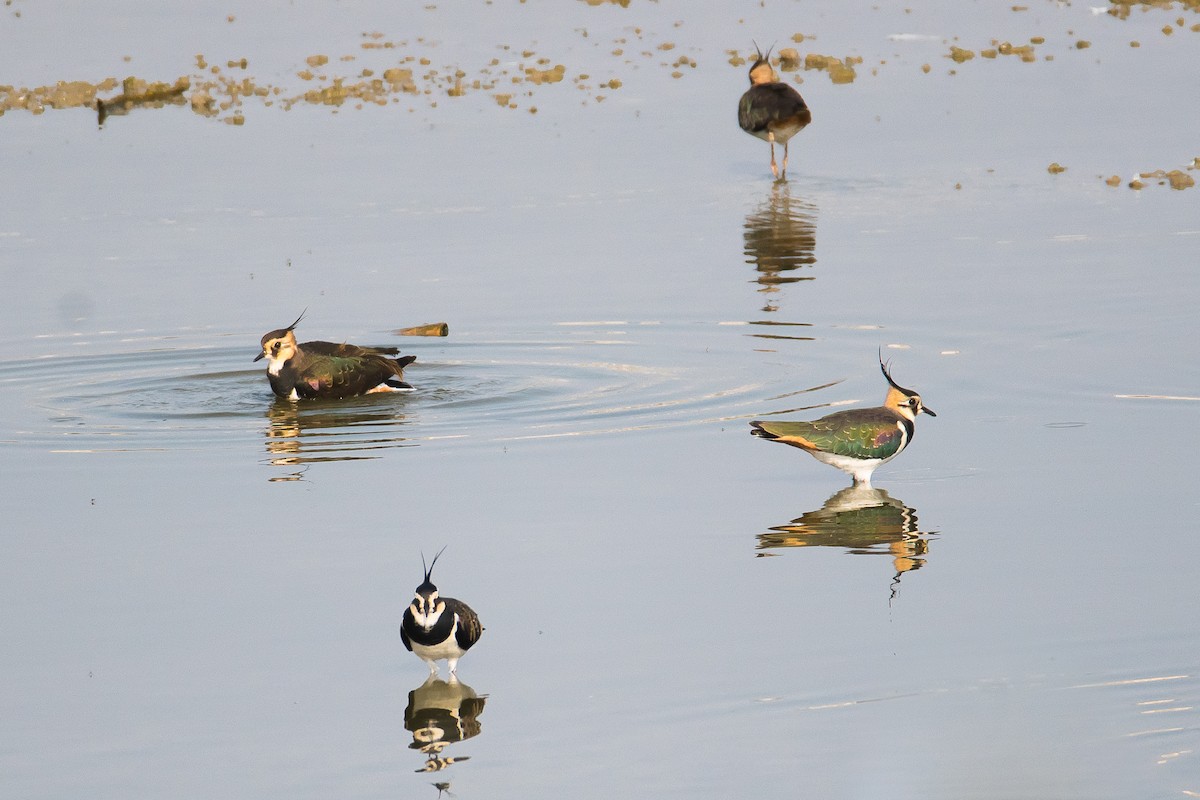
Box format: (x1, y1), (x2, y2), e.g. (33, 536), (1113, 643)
(395, 322), (449, 337)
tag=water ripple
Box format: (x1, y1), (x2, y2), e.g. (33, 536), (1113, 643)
(0, 325), (805, 463)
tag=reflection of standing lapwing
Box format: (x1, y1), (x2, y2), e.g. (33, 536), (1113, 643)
(404, 675), (486, 773)
(738, 44), (812, 180)
(401, 549), (483, 678)
(751, 356), (936, 486)
(255, 311), (416, 400)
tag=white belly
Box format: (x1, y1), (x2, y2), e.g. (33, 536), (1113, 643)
(810, 450), (889, 473)
(411, 636), (467, 663)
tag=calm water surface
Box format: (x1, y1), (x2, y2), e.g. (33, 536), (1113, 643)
(2, 2), (1198, 798)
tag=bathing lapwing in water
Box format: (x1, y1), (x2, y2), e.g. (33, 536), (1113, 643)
(750, 355), (936, 486)
(738, 43), (812, 180)
(401, 548), (483, 678)
(255, 311), (416, 400)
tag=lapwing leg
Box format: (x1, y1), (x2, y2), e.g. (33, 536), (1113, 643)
(446, 657), (460, 678)
(424, 658), (439, 676)
(781, 141), (790, 180)
(768, 133), (779, 179)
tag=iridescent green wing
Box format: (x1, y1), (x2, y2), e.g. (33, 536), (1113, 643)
(330, 353), (396, 394)
(303, 341), (400, 357)
(297, 352), (393, 397)
(806, 409), (906, 459)
(755, 409), (906, 459)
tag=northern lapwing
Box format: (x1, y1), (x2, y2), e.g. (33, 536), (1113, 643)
(401, 549), (483, 679)
(738, 44), (812, 180)
(255, 311), (416, 400)
(750, 356), (936, 486)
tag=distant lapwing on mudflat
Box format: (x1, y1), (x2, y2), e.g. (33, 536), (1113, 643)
(255, 311), (416, 400)
(750, 355), (936, 486)
(401, 549), (483, 679)
(738, 44), (812, 180)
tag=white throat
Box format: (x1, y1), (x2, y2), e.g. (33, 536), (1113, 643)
(266, 354), (288, 376)
(412, 600), (445, 630)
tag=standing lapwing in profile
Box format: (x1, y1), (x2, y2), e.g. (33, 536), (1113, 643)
(738, 43), (812, 180)
(401, 548), (483, 679)
(750, 355), (936, 486)
(254, 311), (416, 400)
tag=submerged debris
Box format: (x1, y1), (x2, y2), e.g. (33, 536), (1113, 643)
(777, 48), (802, 71)
(803, 53), (859, 83)
(1107, 1), (1200, 21)
(1128, 168), (1195, 190)
(2, 22), (703, 122)
(96, 77), (190, 125)
(524, 64), (566, 84)
(1109, 158), (1197, 191)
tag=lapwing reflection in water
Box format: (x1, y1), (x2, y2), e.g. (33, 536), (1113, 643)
(262, 396), (416, 478)
(757, 485), (937, 601)
(742, 183), (817, 313)
(404, 675), (487, 774)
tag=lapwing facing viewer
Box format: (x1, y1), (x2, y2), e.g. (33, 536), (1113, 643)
(255, 311), (416, 400)
(738, 44), (812, 180)
(750, 356), (936, 486)
(401, 549), (483, 678)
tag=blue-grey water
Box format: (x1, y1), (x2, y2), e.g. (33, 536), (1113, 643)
(2, 2), (1198, 798)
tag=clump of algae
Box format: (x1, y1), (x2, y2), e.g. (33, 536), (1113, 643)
(803, 53), (858, 83)
(524, 64), (566, 85)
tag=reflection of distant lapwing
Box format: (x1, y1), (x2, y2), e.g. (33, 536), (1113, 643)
(401, 549), (483, 678)
(751, 356), (936, 486)
(738, 44), (812, 180)
(255, 310), (416, 400)
(743, 183), (817, 309)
